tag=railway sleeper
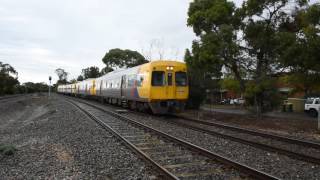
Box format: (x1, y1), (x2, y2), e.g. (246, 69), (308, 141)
(147, 150), (190, 158)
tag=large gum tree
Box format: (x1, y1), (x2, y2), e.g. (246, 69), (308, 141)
(186, 0), (317, 117)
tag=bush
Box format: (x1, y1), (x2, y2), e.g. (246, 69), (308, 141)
(0, 144), (17, 156)
(186, 86), (206, 109)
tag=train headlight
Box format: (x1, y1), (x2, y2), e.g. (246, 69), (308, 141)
(166, 66), (174, 70)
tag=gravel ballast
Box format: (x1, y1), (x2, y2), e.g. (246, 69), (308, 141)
(0, 94), (159, 179)
(74, 101), (249, 180)
(73, 97), (320, 180)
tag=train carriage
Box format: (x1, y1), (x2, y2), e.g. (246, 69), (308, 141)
(58, 60), (189, 114)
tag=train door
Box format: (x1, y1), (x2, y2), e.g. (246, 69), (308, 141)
(166, 71), (175, 99)
(99, 80), (103, 95)
(91, 80), (96, 95)
(121, 75), (126, 98)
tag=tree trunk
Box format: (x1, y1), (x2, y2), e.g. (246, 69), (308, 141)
(231, 62), (245, 93)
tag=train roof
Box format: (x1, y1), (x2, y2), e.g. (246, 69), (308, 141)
(58, 60), (186, 86)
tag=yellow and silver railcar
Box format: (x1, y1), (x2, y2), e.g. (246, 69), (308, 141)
(58, 60), (189, 114)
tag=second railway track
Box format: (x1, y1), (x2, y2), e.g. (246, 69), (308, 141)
(66, 97), (277, 180)
(169, 115), (320, 164)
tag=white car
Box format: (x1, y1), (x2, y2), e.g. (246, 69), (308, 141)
(305, 98), (320, 117)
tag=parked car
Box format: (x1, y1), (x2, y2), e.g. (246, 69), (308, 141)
(232, 98), (245, 105)
(304, 97), (320, 117)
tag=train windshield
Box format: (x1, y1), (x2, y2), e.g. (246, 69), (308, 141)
(175, 72), (187, 86)
(152, 71), (165, 86)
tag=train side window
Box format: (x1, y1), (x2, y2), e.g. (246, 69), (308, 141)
(175, 72), (187, 86)
(137, 74), (144, 87)
(128, 75), (136, 87)
(152, 71), (165, 86)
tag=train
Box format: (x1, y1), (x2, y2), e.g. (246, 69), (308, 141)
(57, 60), (189, 114)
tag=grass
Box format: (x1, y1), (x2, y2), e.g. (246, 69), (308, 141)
(0, 144), (17, 156)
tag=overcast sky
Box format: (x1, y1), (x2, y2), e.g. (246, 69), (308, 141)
(0, 0), (194, 83)
(0, 0), (249, 84)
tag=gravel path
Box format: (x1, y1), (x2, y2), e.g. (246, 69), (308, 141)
(0, 94), (160, 179)
(74, 98), (320, 180)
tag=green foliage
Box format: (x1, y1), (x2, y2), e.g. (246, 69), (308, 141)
(244, 78), (282, 111)
(0, 144), (17, 156)
(286, 73), (320, 97)
(100, 66), (114, 75)
(22, 82), (49, 93)
(102, 48), (148, 70)
(0, 62), (19, 95)
(220, 78), (241, 94)
(69, 79), (77, 83)
(187, 0), (318, 114)
(184, 48), (221, 109)
(81, 66), (100, 79)
(278, 3), (320, 97)
(77, 75), (84, 81)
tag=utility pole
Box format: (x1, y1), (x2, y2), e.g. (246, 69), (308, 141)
(49, 76), (52, 97)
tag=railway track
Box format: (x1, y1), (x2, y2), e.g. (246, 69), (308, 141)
(0, 94), (24, 101)
(120, 110), (320, 165)
(66, 97), (278, 180)
(176, 115), (320, 149)
(64, 96), (320, 166)
(168, 115), (320, 165)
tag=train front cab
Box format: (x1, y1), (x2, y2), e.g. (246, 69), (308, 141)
(148, 61), (189, 114)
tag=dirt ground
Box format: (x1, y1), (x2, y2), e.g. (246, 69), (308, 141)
(183, 110), (320, 142)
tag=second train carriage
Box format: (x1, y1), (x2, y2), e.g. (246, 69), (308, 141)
(58, 60), (189, 114)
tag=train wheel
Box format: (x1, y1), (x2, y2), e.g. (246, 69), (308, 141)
(129, 101), (136, 110)
(99, 97), (104, 104)
(137, 102), (144, 112)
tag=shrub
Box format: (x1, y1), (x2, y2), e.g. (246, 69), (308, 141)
(0, 144), (17, 156)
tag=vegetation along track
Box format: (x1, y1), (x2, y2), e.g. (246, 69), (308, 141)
(65, 97), (277, 180)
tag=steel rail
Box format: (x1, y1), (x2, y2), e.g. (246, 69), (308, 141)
(175, 115), (320, 149)
(66, 97), (279, 180)
(159, 117), (320, 165)
(66, 99), (179, 180)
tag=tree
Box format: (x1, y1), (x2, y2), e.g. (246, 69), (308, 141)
(220, 78), (241, 95)
(77, 75), (84, 81)
(102, 48), (148, 70)
(81, 66), (100, 79)
(278, 3), (320, 97)
(100, 66), (114, 75)
(184, 44), (222, 109)
(187, 0), (312, 117)
(0, 62), (19, 95)
(69, 79), (77, 83)
(55, 68), (68, 84)
(23, 82), (49, 93)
